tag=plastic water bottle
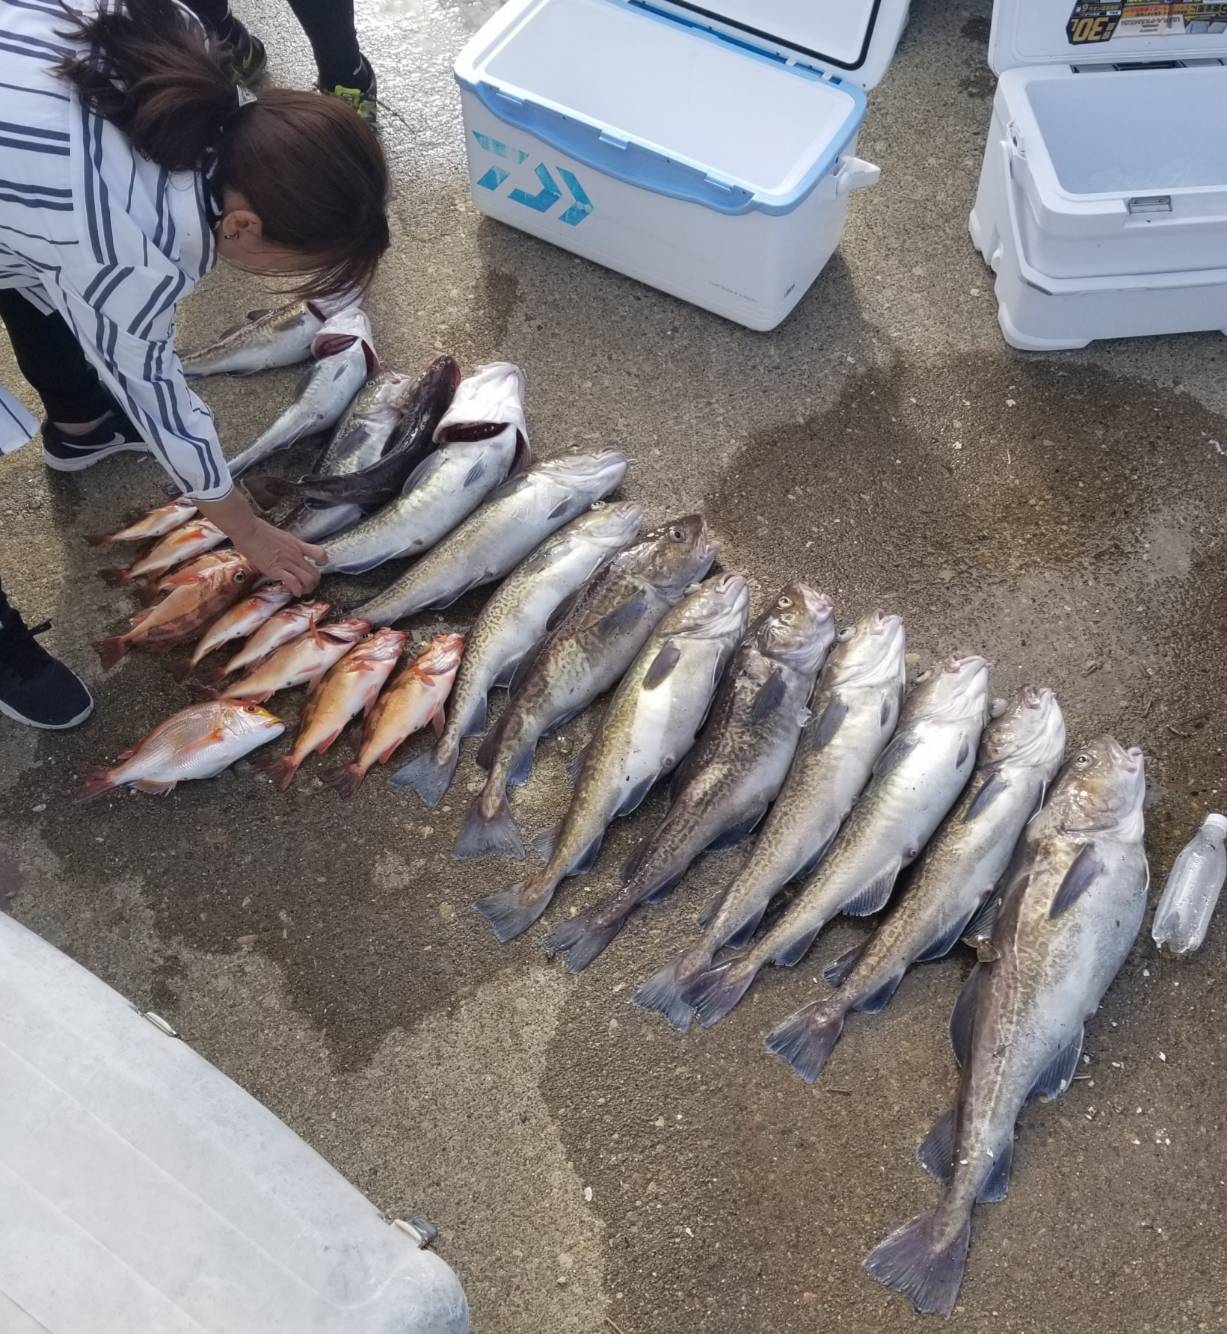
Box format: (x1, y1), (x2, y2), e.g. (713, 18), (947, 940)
(1151, 814), (1227, 958)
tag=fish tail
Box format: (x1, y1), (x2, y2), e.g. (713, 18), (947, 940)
(257, 753), (301, 792)
(630, 948), (711, 1030)
(93, 635), (128, 671)
(455, 787), (525, 861)
(863, 1208), (971, 1318)
(243, 476), (288, 510)
(542, 907), (623, 974)
(76, 766), (119, 802)
(85, 530), (116, 546)
(320, 763), (364, 799)
(198, 662), (230, 688)
(687, 959), (758, 1029)
(391, 745), (459, 809)
(135, 581), (164, 608)
(186, 680), (224, 701)
(473, 881), (549, 943)
(99, 566), (132, 587)
(763, 999), (846, 1084)
(166, 655), (195, 681)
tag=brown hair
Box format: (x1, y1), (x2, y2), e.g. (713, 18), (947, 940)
(56, 0), (389, 299)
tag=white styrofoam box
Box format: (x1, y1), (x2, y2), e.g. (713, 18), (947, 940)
(969, 0), (1227, 347)
(0, 911), (469, 1334)
(455, 0), (909, 331)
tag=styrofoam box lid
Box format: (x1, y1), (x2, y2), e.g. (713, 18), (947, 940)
(0, 912), (469, 1334)
(457, 0), (893, 213)
(990, 0), (1227, 74)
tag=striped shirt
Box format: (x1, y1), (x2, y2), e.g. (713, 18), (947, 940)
(0, 0), (230, 499)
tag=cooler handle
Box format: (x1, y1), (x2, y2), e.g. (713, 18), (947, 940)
(835, 156), (880, 196)
(466, 81), (759, 215)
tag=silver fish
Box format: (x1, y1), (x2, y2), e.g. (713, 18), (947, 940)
(864, 736), (1147, 1317)
(633, 611), (906, 1029)
(279, 370), (420, 542)
(392, 501), (645, 809)
(352, 449), (629, 627)
(473, 573), (750, 944)
(689, 654), (990, 1027)
(460, 515), (718, 870)
(545, 584), (836, 971)
(318, 430), (520, 575)
(181, 299), (326, 378)
(226, 308), (375, 478)
(765, 686), (1066, 1083)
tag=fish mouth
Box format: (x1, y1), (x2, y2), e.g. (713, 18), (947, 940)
(870, 610), (903, 637)
(946, 653), (990, 675)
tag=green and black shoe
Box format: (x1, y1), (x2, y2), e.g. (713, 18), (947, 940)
(217, 14), (267, 87)
(323, 57), (378, 127)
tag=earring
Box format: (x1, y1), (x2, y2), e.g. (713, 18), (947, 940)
(223, 230), (238, 241)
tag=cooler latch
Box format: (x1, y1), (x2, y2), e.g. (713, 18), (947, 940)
(1127, 195), (1173, 216)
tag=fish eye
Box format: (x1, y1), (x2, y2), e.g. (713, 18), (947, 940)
(234, 570), (249, 583)
(668, 526), (685, 542)
(244, 703), (260, 714)
(778, 595), (793, 608)
(1074, 752), (1092, 768)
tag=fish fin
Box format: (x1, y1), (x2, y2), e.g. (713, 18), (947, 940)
(507, 744), (536, 789)
(320, 764), (363, 799)
(187, 681), (224, 702)
(428, 705), (446, 737)
(823, 941), (867, 987)
(1049, 844), (1104, 918)
(390, 747), (459, 808)
(949, 963), (982, 1068)
(592, 591), (648, 639)
(977, 1137), (1015, 1203)
(642, 643), (682, 691)
(863, 1209), (971, 1319)
(750, 668), (786, 724)
(542, 703), (586, 737)
(764, 1000), (846, 1084)
(543, 590), (582, 635)
(916, 1106), (958, 1184)
(962, 891), (1002, 951)
(529, 825), (559, 863)
(962, 771), (1009, 823)
(475, 726), (500, 771)
(134, 779), (176, 796)
(858, 973), (904, 1014)
(571, 835), (604, 877)
(696, 889), (723, 930)
(93, 636), (129, 671)
(880, 694), (893, 727)
(706, 809), (766, 853)
(564, 744), (588, 787)
(914, 911), (979, 964)
(77, 767), (119, 802)
(327, 553), (394, 576)
(543, 909), (623, 973)
(258, 754), (300, 793)
(315, 728), (344, 755)
(956, 734), (971, 768)
(490, 657), (519, 691)
(615, 776), (655, 819)
(1028, 1028), (1084, 1103)
(873, 733), (917, 779)
(506, 650), (541, 697)
(631, 952), (708, 1031)
(424, 579), (483, 611)
(641, 869), (684, 906)
(724, 905), (766, 951)
(455, 793), (525, 861)
(840, 863), (902, 918)
(772, 927), (822, 969)
(463, 458), (487, 487)
(546, 498), (574, 520)
(688, 959), (757, 1028)
(460, 692), (489, 735)
(243, 307), (275, 322)
(473, 881), (548, 942)
(809, 696), (849, 751)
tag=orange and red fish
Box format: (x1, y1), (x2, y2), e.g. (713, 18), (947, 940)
(220, 616), (370, 703)
(86, 497), (198, 546)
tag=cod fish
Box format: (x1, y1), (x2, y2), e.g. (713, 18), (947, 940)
(546, 584), (835, 971)
(181, 299), (328, 378)
(864, 736), (1147, 1317)
(87, 497), (197, 545)
(174, 584), (293, 677)
(459, 515), (716, 864)
(260, 628), (406, 789)
(208, 599), (332, 684)
(264, 357), (500, 512)
(78, 700), (284, 799)
(352, 450), (629, 627)
(634, 611), (906, 1030)
(318, 427), (521, 575)
(766, 686), (1066, 1084)
(689, 654), (990, 1027)
(225, 308), (376, 478)
(393, 502), (644, 810)
(220, 616), (371, 702)
(475, 573), (750, 944)
(324, 633), (465, 797)
(100, 519), (227, 587)
(272, 369), (423, 542)
(93, 551), (255, 670)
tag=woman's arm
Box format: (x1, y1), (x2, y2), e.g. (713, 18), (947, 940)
(195, 489), (324, 596)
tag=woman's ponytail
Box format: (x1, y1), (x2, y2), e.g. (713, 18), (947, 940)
(56, 0), (239, 172)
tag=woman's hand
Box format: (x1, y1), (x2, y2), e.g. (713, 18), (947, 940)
(196, 488), (325, 597)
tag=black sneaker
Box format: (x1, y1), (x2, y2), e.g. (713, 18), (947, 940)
(323, 56), (377, 126)
(0, 597), (94, 730)
(227, 21), (267, 88)
(43, 409), (146, 473)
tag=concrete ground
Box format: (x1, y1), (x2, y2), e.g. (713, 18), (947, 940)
(2, 0), (1226, 1329)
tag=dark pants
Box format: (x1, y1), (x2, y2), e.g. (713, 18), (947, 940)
(187, 0), (362, 88)
(0, 289), (118, 424)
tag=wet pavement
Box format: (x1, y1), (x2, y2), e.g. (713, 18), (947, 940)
(2, 1), (1226, 1330)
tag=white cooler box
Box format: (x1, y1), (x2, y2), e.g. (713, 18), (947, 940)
(969, 0), (1227, 350)
(455, 0), (910, 331)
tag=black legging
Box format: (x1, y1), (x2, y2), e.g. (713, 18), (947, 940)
(0, 289), (118, 425)
(188, 0), (363, 88)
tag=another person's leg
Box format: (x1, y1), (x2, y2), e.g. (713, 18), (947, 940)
(0, 577), (93, 729)
(181, 0), (267, 83)
(284, 0), (376, 122)
(0, 290), (145, 472)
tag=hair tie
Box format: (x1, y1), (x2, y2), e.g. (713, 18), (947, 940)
(234, 85), (257, 112)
